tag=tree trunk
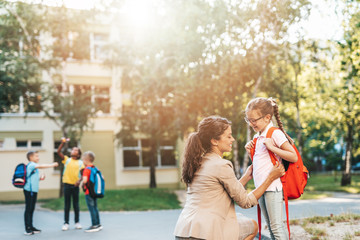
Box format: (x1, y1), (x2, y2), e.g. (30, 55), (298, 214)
(341, 120), (354, 186)
(149, 140), (157, 188)
(59, 164), (64, 198)
(295, 104), (302, 154)
(149, 163), (157, 188)
(242, 124), (252, 174)
(294, 72), (303, 155)
(232, 139), (241, 179)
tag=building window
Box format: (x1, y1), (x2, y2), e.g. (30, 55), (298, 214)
(93, 86), (110, 114)
(74, 85), (92, 111)
(123, 138), (176, 168)
(0, 140), (4, 148)
(90, 33), (108, 61)
(56, 84), (110, 114)
(52, 85), (68, 113)
(159, 146), (176, 166)
(16, 140), (28, 148)
(31, 141), (42, 148)
(16, 140), (42, 149)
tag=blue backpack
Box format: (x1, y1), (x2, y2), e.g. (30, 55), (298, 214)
(12, 163), (35, 188)
(86, 166), (105, 198)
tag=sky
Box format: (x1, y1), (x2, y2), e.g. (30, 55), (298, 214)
(298, 0), (344, 41)
(15, 0), (345, 41)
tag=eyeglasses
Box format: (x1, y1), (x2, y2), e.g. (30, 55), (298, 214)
(244, 115), (265, 124)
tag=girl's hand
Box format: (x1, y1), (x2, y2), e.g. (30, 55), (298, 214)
(269, 162), (285, 181)
(74, 180), (81, 187)
(245, 140), (255, 154)
(263, 138), (276, 151)
(40, 174), (46, 181)
(61, 137), (70, 143)
(244, 164), (253, 180)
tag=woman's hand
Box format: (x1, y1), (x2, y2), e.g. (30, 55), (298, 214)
(245, 140), (255, 154)
(269, 161), (285, 181)
(244, 164), (253, 180)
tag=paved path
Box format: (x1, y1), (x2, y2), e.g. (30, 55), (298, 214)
(0, 193), (359, 240)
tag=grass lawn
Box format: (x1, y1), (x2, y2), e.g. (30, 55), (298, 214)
(305, 173), (360, 194)
(40, 188), (181, 211)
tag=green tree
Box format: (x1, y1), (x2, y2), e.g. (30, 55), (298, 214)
(0, 1), (98, 196)
(107, 0), (312, 183)
(182, 0), (311, 176)
(337, 3), (360, 185)
(108, 0), (207, 187)
(0, 1), (50, 113)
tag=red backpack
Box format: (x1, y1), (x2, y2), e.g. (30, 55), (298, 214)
(250, 127), (309, 240)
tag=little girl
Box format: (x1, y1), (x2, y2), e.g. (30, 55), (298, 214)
(244, 97), (298, 240)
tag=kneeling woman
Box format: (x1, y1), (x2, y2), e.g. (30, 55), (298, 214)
(174, 116), (285, 240)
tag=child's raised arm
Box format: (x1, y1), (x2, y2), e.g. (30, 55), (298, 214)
(57, 138), (69, 160)
(36, 162), (59, 169)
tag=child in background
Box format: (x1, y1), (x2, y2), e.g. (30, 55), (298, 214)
(23, 150), (58, 235)
(57, 138), (84, 231)
(81, 151), (102, 232)
(244, 97), (298, 240)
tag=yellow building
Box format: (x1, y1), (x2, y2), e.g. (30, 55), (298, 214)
(0, 28), (181, 201)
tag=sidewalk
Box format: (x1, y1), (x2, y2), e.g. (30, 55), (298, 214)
(176, 190), (360, 239)
(0, 192), (359, 240)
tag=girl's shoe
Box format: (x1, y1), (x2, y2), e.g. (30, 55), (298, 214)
(62, 223), (69, 231)
(75, 222), (82, 229)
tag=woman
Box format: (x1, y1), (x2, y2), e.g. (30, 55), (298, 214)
(174, 116), (285, 240)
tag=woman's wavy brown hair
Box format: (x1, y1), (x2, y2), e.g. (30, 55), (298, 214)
(182, 116), (231, 185)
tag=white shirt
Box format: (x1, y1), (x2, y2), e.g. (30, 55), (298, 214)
(252, 121), (288, 191)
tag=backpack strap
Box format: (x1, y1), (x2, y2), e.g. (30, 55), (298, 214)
(26, 164), (36, 195)
(257, 204), (262, 240)
(265, 127), (279, 166)
(250, 138), (258, 161)
(284, 189), (290, 239)
(78, 160), (83, 179)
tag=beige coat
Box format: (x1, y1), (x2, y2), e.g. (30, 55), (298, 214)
(174, 152), (258, 240)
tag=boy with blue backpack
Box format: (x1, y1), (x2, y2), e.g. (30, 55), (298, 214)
(22, 150), (58, 235)
(79, 151), (104, 232)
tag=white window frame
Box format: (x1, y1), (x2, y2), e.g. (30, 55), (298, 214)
(91, 86), (111, 114)
(16, 140), (42, 149)
(90, 32), (108, 61)
(123, 139), (176, 169)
